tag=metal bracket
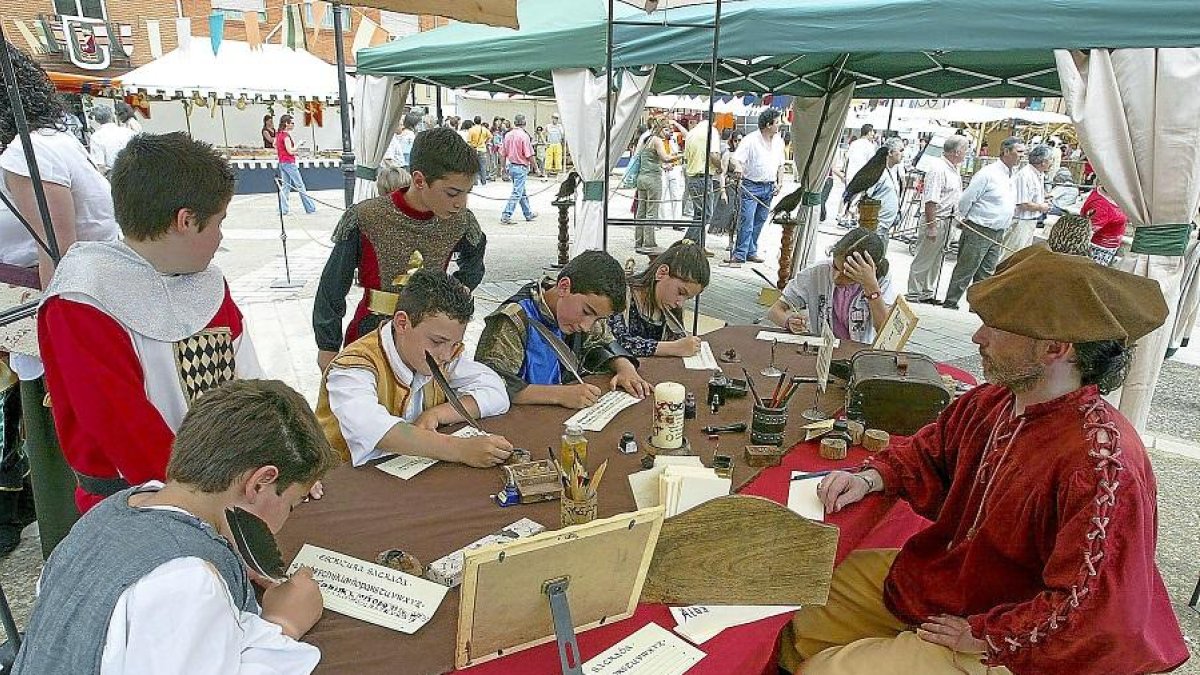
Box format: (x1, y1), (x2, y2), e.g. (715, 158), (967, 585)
(542, 576), (584, 675)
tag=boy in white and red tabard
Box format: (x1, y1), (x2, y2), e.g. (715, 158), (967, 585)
(37, 132), (265, 513)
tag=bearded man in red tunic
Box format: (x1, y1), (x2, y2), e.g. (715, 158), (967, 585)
(781, 245), (1189, 675)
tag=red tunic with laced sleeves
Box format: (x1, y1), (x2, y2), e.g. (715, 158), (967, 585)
(867, 384), (1187, 675)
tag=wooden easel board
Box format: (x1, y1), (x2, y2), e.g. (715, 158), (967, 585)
(456, 506), (665, 669)
(871, 296), (919, 352)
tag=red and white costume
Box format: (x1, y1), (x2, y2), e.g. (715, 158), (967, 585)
(37, 241), (261, 513)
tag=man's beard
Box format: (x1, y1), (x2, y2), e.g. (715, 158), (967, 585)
(981, 355), (1045, 394)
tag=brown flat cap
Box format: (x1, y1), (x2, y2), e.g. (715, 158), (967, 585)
(966, 244), (1168, 343)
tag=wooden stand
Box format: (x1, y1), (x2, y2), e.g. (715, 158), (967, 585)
(777, 219), (797, 289)
(550, 196), (573, 269)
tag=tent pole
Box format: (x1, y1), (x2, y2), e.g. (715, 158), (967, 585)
(602, 0), (614, 252)
(332, 1), (354, 209)
(885, 98), (894, 132)
(436, 87), (443, 125)
(182, 99), (192, 137)
(0, 28), (61, 264)
(692, 0), (723, 334)
(219, 101), (230, 148)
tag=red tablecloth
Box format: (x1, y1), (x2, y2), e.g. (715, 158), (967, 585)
(461, 364), (975, 674)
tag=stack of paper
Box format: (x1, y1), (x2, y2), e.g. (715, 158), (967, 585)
(670, 604), (801, 644)
(787, 472), (826, 521)
(627, 456), (730, 517)
(755, 330), (841, 348)
(564, 390), (642, 432)
(582, 623), (705, 675)
(376, 426), (489, 480)
(682, 341), (720, 370)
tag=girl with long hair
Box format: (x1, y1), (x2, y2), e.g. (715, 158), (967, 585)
(608, 239), (710, 357)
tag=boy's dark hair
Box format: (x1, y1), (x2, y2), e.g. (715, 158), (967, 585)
(395, 268), (474, 326)
(110, 132), (236, 241)
(167, 380), (340, 494)
(410, 127), (480, 183)
(558, 250), (628, 314)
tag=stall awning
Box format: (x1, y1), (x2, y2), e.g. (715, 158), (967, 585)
(121, 40), (339, 102)
(357, 0), (1200, 98)
(46, 71), (122, 95)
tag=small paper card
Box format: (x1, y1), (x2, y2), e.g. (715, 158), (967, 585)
(670, 604), (800, 644)
(288, 544), (449, 634)
(375, 426), (489, 480)
(583, 622), (706, 675)
(787, 472), (825, 521)
(755, 330), (840, 348)
(682, 341), (720, 370)
(564, 390), (642, 432)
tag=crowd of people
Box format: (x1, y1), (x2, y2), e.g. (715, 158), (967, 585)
(0, 40), (1192, 675)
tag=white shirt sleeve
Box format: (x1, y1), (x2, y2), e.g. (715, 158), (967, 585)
(101, 557), (320, 675)
(957, 169), (987, 218)
(781, 265), (816, 313)
(921, 166), (945, 205)
(447, 354), (510, 419)
(234, 328), (265, 379)
(1, 133), (74, 188)
(325, 366), (406, 467)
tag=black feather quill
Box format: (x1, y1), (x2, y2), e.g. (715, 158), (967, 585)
(225, 507), (287, 583)
(530, 321), (585, 383)
(424, 351), (482, 430)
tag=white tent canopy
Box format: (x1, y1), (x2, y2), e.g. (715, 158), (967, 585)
(121, 40), (340, 102)
(935, 100), (1071, 124)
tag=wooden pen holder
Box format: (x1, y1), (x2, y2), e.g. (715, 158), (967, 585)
(560, 489), (597, 527)
(750, 403), (789, 446)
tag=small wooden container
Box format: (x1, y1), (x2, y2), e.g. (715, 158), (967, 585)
(863, 429), (891, 453)
(560, 490), (598, 527)
(819, 437), (848, 460)
(744, 445), (785, 467)
(846, 420), (865, 446)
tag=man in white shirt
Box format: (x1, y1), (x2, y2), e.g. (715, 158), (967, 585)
(1001, 143), (1052, 259)
(316, 268), (513, 468)
(905, 135), (968, 304)
(839, 124), (878, 222)
(87, 106), (136, 175)
(941, 136), (1025, 310)
(382, 112), (422, 169)
(13, 379), (337, 675)
(727, 109), (787, 265)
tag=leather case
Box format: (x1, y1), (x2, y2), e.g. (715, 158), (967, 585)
(845, 350), (951, 436)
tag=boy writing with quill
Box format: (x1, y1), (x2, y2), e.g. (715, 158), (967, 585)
(316, 268), (513, 467)
(475, 250), (652, 409)
(13, 379), (339, 674)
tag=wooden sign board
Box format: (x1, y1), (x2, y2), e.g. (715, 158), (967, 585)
(456, 506), (665, 669)
(871, 296), (919, 352)
(640, 495), (838, 607)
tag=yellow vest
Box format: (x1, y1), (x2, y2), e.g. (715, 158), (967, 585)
(315, 326), (447, 462)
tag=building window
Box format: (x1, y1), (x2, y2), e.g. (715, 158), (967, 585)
(53, 0), (106, 19)
(304, 2), (351, 30)
(213, 0), (266, 23)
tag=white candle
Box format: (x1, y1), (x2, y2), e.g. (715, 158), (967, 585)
(652, 382), (686, 449)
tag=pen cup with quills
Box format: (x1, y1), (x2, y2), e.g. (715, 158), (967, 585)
(749, 402), (789, 446)
(560, 490), (598, 527)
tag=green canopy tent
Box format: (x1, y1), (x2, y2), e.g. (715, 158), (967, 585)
(357, 0), (1200, 98)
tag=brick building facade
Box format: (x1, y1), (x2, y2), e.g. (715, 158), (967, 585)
(1, 0), (430, 80)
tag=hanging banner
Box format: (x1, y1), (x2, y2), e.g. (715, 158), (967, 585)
(311, 2), (327, 39)
(370, 22), (389, 47)
(175, 17), (192, 51)
(11, 20), (46, 54)
(209, 11), (225, 55)
(243, 11), (262, 50)
(145, 19), (162, 58)
(350, 15), (375, 55)
(281, 5), (308, 50)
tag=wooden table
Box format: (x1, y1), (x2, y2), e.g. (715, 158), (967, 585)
(276, 326), (871, 674)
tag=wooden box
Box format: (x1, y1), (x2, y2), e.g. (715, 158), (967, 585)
(744, 445), (785, 467)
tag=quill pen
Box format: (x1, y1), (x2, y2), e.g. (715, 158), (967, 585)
(661, 307), (691, 338)
(424, 351), (482, 430)
(225, 506), (287, 583)
(530, 320), (585, 384)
